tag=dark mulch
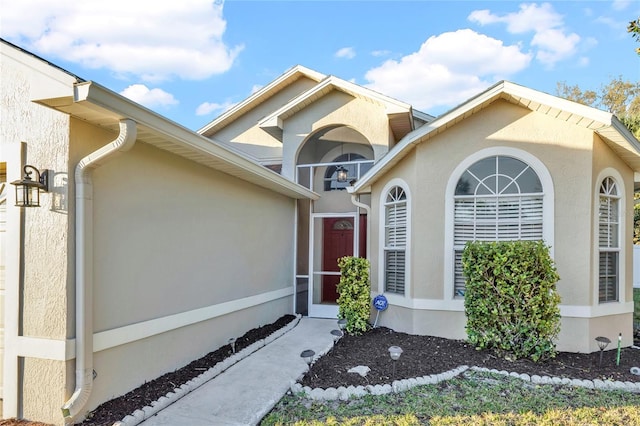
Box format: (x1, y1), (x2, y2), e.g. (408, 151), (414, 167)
(301, 326), (640, 389)
(79, 314), (296, 426)
(74, 316), (639, 425)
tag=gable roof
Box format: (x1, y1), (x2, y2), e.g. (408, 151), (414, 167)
(198, 65), (326, 136)
(34, 81), (318, 200)
(257, 75), (415, 141)
(352, 80), (640, 193)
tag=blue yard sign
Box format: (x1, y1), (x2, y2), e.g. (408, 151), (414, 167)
(372, 295), (388, 327)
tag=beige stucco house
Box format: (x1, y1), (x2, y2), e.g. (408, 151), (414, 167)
(200, 65), (638, 355)
(1, 40), (639, 424)
(1, 40), (316, 424)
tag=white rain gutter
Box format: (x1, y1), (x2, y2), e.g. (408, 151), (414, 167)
(62, 119), (137, 423)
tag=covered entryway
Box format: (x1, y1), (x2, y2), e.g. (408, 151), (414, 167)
(321, 217), (354, 303)
(294, 125), (374, 318)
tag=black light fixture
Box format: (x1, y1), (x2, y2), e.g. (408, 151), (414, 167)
(10, 165), (50, 207)
(336, 165), (348, 183)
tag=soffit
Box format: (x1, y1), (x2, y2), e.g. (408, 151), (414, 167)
(353, 81), (640, 193)
(37, 83), (318, 200)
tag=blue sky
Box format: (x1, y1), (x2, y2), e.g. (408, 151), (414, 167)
(2, 0), (638, 131)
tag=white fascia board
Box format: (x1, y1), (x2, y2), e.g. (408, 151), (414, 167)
(352, 82), (507, 193)
(259, 75), (412, 130)
(352, 80), (630, 193)
(502, 81), (613, 125)
(74, 82), (318, 200)
(197, 65), (326, 135)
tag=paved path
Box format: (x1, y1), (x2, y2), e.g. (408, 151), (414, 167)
(138, 318), (337, 426)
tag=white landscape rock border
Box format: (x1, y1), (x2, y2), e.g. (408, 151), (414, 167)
(112, 314), (302, 426)
(291, 364), (640, 401)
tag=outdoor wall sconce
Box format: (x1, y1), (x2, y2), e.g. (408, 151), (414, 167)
(300, 349), (315, 365)
(336, 165), (348, 183)
(10, 165), (50, 207)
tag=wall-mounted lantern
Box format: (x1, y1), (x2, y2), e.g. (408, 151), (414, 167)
(336, 165), (348, 183)
(10, 165), (50, 207)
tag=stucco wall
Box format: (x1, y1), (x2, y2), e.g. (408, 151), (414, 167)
(208, 77), (320, 161)
(67, 119), (298, 418)
(1, 42), (75, 424)
(368, 99), (634, 352)
(282, 92), (394, 179)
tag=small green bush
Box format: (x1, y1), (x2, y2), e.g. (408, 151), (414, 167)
(462, 240), (561, 362)
(337, 256), (371, 335)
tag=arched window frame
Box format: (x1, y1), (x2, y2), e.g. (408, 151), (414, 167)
(594, 169), (625, 305)
(378, 179), (411, 298)
(444, 147), (554, 301)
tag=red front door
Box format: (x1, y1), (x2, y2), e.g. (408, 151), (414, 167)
(322, 217), (354, 303)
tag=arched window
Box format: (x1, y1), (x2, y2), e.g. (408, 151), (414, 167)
(384, 186), (407, 294)
(453, 155), (544, 297)
(324, 153), (365, 191)
(598, 177), (620, 303)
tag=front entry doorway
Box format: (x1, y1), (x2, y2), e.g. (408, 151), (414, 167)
(321, 217), (354, 302)
(308, 214), (366, 318)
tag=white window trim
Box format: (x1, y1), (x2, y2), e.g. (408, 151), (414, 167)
(593, 168), (626, 307)
(378, 178), (411, 298)
(444, 147), (554, 301)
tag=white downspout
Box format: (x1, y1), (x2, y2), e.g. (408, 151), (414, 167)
(347, 190), (371, 260)
(62, 119), (137, 424)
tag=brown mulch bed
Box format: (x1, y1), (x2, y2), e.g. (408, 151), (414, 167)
(12, 316), (639, 426)
(79, 314), (296, 426)
(301, 326), (640, 389)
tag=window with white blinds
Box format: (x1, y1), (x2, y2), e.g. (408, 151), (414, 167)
(598, 177), (619, 303)
(453, 156), (544, 297)
(384, 186), (407, 294)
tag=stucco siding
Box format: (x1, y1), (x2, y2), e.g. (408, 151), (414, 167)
(2, 44), (75, 424)
(591, 135), (634, 305)
(367, 99), (632, 352)
(1, 50), (72, 340)
(88, 140), (295, 331)
(20, 358), (68, 423)
(210, 77), (320, 161)
(282, 92), (393, 179)
(85, 297), (290, 418)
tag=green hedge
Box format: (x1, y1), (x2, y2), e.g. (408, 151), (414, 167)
(337, 256), (371, 335)
(462, 240), (561, 362)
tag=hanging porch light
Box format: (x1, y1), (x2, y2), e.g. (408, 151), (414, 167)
(336, 165), (348, 183)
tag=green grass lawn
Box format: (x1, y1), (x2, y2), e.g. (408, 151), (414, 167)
(262, 371), (640, 426)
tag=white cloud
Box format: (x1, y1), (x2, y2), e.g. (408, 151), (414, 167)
(364, 29), (531, 112)
(120, 84), (178, 108)
(469, 3), (580, 66)
(195, 100), (235, 116)
(335, 47), (356, 59)
(1, 0), (243, 82)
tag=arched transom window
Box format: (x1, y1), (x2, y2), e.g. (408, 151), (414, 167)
(453, 155), (544, 296)
(384, 186), (407, 294)
(598, 177), (620, 303)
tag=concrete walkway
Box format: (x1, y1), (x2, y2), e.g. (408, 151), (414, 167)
(138, 318), (337, 426)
